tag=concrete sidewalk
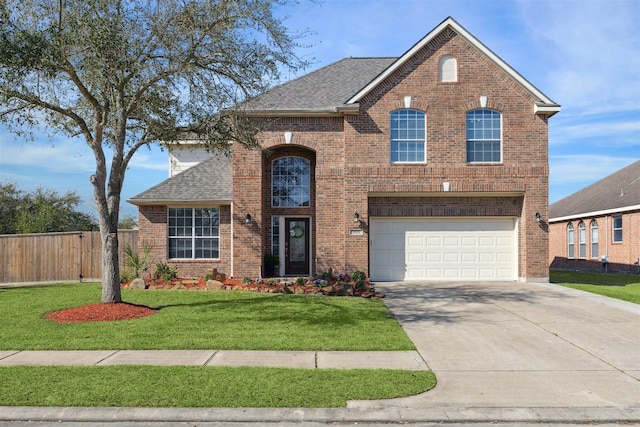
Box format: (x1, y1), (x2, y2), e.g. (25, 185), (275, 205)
(0, 349), (427, 370)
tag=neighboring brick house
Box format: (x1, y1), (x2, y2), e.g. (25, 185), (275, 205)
(129, 17), (560, 282)
(549, 161), (640, 273)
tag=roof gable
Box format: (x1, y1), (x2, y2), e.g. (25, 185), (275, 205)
(346, 17), (560, 116)
(549, 160), (640, 221)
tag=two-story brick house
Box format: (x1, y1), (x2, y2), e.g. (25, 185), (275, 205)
(129, 17), (560, 282)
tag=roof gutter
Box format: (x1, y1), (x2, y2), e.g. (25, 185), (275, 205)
(549, 204), (640, 223)
(238, 105), (360, 117)
(128, 199), (232, 206)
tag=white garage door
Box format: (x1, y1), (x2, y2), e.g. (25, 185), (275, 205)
(370, 217), (517, 281)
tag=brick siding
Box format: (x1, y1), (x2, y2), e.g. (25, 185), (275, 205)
(138, 28), (553, 281)
(549, 210), (640, 273)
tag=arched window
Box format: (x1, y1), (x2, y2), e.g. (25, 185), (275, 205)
(390, 109), (426, 163)
(439, 55), (457, 82)
(567, 223), (575, 259)
(466, 109), (501, 163)
(578, 221), (586, 258)
(272, 157), (310, 207)
(590, 220), (599, 258)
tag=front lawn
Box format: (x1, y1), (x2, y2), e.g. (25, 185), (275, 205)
(0, 283), (415, 351)
(0, 365), (435, 408)
(550, 271), (640, 304)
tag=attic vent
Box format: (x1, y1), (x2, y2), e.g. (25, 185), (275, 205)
(439, 55), (457, 82)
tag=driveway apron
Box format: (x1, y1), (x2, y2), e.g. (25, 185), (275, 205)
(352, 281), (640, 409)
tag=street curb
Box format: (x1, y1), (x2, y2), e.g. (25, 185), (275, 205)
(1, 406), (639, 424)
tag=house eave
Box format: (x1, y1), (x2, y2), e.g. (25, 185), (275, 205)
(128, 198), (232, 207)
(534, 103), (562, 117)
(239, 105), (359, 117)
(549, 204), (640, 223)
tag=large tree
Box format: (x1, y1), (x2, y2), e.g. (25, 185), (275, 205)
(0, 0), (306, 303)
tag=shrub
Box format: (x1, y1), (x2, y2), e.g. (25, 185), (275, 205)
(123, 241), (153, 278)
(154, 262), (178, 282)
(296, 276), (306, 285)
(242, 276), (252, 284)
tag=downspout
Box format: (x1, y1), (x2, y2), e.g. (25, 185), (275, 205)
(605, 215), (609, 260)
(230, 202), (234, 278)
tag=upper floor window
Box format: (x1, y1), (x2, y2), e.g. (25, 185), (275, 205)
(590, 220), (598, 258)
(612, 216), (623, 242)
(578, 221), (586, 258)
(439, 55), (457, 82)
(567, 223), (575, 259)
(466, 109), (502, 163)
(168, 207), (219, 259)
(272, 157), (310, 207)
(390, 109), (426, 163)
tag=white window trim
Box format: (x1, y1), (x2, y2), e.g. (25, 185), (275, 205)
(390, 109), (427, 164)
(466, 109), (503, 164)
(168, 207), (221, 260)
(612, 216), (623, 243)
(271, 156), (311, 208)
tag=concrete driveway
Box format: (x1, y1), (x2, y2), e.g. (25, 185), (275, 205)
(351, 280), (640, 412)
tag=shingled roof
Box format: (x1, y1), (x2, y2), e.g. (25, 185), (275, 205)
(549, 160), (640, 221)
(240, 57), (396, 114)
(128, 154), (232, 205)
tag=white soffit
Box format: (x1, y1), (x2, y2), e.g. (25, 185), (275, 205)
(346, 17), (561, 115)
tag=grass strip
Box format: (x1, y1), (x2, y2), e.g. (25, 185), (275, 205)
(0, 283), (415, 351)
(550, 271), (640, 304)
(0, 366), (435, 408)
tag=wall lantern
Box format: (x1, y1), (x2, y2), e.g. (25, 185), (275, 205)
(353, 212), (360, 223)
(245, 213), (252, 223)
(535, 212), (541, 223)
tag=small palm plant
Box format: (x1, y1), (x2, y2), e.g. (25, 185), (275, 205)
(123, 241), (153, 279)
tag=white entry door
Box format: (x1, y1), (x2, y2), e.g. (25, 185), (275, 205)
(370, 217), (517, 281)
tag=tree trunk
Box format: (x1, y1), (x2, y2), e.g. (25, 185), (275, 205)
(101, 229), (122, 303)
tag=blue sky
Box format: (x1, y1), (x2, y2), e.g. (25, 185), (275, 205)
(1, 0), (638, 219)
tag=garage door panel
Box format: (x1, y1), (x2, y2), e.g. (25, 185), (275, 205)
(370, 217), (516, 281)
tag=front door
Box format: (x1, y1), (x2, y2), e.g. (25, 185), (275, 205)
(285, 218), (309, 275)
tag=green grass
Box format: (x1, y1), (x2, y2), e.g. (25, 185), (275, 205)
(0, 366), (436, 407)
(0, 283), (415, 351)
(550, 270), (640, 304)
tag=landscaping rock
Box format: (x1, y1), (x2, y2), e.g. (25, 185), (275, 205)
(336, 283), (354, 296)
(129, 278), (146, 290)
(206, 280), (225, 290)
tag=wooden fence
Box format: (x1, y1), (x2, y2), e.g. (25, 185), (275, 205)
(0, 230), (137, 284)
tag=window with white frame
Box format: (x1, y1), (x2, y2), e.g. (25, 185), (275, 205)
(612, 216), (623, 242)
(168, 207), (219, 259)
(590, 220), (598, 258)
(272, 216), (280, 256)
(466, 109), (501, 162)
(272, 157), (310, 207)
(390, 109), (426, 163)
(567, 223), (575, 259)
(578, 221), (586, 258)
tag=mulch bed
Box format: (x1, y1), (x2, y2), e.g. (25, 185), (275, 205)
(47, 302), (158, 323)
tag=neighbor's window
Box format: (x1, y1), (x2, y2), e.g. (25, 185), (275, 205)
(578, 221), (586, 258)
(590, 220), (598, 258)
(439, 55), (457, 82)
(567, 223), (575, 259)
(390, 109), (426, 163)
(612, 216), (623, 242)
(272, 157), (311, 207)
(466, 109), (502, 162)
(168, 207), (219, 259)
